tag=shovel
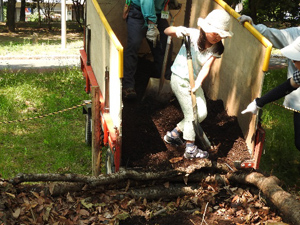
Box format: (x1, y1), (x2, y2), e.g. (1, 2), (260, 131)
(183, 35), (212, 151)
(142, 8), (181, 103)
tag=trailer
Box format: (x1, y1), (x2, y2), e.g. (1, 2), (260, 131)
(80, 0), (272, 175)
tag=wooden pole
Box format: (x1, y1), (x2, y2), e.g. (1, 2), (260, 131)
(91, 86), (101, 176)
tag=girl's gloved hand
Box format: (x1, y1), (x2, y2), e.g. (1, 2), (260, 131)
(175, 26), (189, 39)
(241, 99), (260, 114)
(191, 82), (201, 93)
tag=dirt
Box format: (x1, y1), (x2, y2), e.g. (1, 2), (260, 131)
(122, 56), (251, 172)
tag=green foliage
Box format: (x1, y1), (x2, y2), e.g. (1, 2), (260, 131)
(28, 12), (40, 22)
(0, 68), (92, 178)
(241, 0), (300, 25)
(259, 68), (300, 188)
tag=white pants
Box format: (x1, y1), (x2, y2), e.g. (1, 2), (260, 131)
(170, 74), (207, 142)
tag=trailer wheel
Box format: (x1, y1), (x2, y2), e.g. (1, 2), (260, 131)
(106, 148), (115, 174)
(85, 111), (92, 146)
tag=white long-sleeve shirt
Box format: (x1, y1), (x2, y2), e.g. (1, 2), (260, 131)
(254, 24), (300, 111)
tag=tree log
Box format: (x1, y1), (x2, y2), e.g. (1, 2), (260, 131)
(8, 167), (300, 224)
(229, 172), (300, 225)
(128, 183), (201, 200)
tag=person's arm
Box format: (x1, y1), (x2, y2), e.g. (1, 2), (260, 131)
(140, 0), (157, 24)
(164, 26), (190, 39)
(238, 15), (289, 49)
(164, 26), (178, 37)
(291, 77), (300, 88)
(242, 78), (299, 114)
(192, 56), (216, 93)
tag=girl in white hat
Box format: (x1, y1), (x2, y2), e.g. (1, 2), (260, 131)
(242, 37), (300, 116)
(163, 9), (233, 159)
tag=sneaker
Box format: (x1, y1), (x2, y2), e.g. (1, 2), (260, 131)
(122, 88), (137, 100)
(164, 131), (184, 146)
(184, 145), (209, 159)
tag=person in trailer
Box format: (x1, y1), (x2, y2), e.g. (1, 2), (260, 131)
(163, 9), (233, 159)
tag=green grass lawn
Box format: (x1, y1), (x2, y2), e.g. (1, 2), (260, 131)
(259, 68), (300, 191)
(0, 68), (92, 178)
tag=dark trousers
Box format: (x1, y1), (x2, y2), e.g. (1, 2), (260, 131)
(294, 112), (300, 151)
(123, 7), (172, 89)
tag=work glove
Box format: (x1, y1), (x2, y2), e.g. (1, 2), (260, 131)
(241, 99), (261, 114)
(237, 15), (253, 25)
(175, 26), (189, 39)
(146, 24), (160, 48)
(190, 81), (201, 93)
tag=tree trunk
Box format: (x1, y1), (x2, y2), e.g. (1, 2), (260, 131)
(6, 0), (16, 32)
(229, 172), (300, 225)
(249, 0), (257, 24)
(0, 0), (4, 22)
(19, 0), (26, 22)
(37, 0), (41, 26)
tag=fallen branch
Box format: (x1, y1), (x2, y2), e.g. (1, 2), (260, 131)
(229, 172), (300, 225)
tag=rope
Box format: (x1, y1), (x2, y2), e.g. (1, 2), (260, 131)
(271, 102), (300, 114)
(0, 102), (91, 125)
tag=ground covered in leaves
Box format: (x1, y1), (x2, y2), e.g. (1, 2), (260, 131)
(0, 179), (286, 225)
(0, 57), (291, 224)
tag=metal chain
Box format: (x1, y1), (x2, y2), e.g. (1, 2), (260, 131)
(0, 102), (91, 125)
(271, 102), (300, 114)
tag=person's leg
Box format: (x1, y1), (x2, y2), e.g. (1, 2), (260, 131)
(294, 112), (300, 151)
(123, 7), (147, 90)
(170, 75), (195, 142)
(195, 87), (207, 123)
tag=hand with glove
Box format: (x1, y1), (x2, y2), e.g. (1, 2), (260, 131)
(241, 99), (261, 114)
(175, 26), (189, 39)
(237, 15), (253, 25)
(146, 23), (160, 48)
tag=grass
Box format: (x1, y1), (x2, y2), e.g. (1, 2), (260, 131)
(259, 68), (300, 191)
(0, 21), (83, 56)
(0, 68), (92, 178)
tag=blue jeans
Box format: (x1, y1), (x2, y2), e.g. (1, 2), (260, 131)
(123, 7), (172, 89)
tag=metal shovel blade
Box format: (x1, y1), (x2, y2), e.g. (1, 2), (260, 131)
(143, 77), (173, 103)
(142, 10), (181, 103)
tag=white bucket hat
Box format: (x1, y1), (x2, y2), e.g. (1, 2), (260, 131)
(197, 9), (233, 38)
(280, 36), (300, 61)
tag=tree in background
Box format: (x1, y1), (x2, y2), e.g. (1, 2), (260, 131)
(0, 0), (4, 22)
(6, 0), (16, 32)
(40, 0), (59, 30)
(71, 0), (85, 31)
(20, 0), (25, 21)
(241, 0), (300, 25)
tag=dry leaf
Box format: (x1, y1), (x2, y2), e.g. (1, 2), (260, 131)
(164, 182), (170, 188)
(12, 208), (21, 218)
(169, 157), (183, 163)
(79, 209), (90, 217)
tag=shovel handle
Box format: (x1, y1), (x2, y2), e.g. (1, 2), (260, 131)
(184, 35), (196, 106)
(159, 9), (181, 93)
(184, 35), (211, 151)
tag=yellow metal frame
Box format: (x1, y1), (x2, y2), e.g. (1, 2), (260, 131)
(214, 0), (272, 72)
(91, 0), (124, 78)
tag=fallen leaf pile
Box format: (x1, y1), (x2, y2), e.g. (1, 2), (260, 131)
(0, 178), (288, 225)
